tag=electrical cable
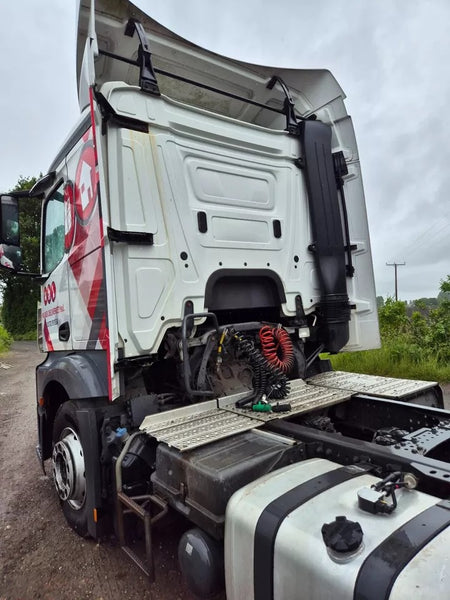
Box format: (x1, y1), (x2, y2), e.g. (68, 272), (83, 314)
(232, 330), (290, 408)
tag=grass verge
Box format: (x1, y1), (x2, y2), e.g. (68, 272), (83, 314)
(329, 344), (450, 384)
(0, 324), (13, 354)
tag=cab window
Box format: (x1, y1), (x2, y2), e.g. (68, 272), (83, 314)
(44, 185), (65, 273)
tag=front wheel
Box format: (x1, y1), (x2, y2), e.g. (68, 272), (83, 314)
(52, 401), (89, 537)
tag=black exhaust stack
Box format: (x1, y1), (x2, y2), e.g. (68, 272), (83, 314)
(299, 120), (350, 353)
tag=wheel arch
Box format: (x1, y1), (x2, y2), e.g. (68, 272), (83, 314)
(51, 399), (108, 539)
(37, 352), (109, 461)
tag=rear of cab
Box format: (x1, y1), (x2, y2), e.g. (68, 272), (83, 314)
(49, 0), (380, 400)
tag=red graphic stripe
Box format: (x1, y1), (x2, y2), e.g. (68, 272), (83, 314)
(43, 320), (54, 352)
(87, 251), (104, 319)
(88, 87), (111, 400)
(98, 314), (109, 351)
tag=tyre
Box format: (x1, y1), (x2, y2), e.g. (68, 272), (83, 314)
(52, 401), (89, 537)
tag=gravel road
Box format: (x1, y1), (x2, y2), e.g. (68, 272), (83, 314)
(1, 342), (449, 600)
(0, 342), (207, 600)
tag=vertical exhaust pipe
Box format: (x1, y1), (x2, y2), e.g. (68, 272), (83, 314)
(300, 119), (350, 352)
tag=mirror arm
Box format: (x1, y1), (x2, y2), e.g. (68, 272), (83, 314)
(15, 271), (43, 279)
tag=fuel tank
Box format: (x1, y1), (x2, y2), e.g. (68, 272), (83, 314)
(225, 458), (450, 600)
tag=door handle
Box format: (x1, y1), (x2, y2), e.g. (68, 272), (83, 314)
(58, 321), (70, 342)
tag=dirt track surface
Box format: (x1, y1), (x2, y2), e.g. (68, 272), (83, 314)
(1, 343), (449, 600)
(0, 342), (212, 600)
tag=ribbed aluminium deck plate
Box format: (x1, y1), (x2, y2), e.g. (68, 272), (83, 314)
(139, 379), (353, 451)
(222, 379), (352, 422)
(139, 399), (261, 452)
(307, 371), (437, 399)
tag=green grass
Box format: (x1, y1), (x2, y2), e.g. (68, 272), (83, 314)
(328, 343), (450, 384)
(0, 324), (12, 354)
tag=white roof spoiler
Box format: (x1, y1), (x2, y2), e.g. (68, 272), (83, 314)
(77, 0), (345, 126)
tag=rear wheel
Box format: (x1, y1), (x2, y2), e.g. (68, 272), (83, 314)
(52, 401), (89, 537)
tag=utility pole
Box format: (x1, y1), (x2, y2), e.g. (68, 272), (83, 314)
(386, 262), (406, 301)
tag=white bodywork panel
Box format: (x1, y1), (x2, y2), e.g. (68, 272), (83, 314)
(103, 81), (379, 357)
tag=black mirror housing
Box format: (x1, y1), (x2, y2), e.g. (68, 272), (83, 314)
(0, 195), (22, 271)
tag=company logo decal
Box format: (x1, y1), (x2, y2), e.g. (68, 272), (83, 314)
(43, 281), (56, 305)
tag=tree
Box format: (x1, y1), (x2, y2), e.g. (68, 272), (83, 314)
(1, 176), (41, 337)
(439, 275), (450, 296)
(376, 296), (385, 309)
(427, 276), (450, 363)
(378, 297), (409, 338)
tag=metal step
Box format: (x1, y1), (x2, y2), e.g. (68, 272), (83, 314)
(307, 371), (438, 399)
(139, 379), (352, 451)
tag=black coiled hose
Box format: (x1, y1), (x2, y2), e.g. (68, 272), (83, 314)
(232, 331), (290, 408)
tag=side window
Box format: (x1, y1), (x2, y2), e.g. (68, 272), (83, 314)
(44, 184), (65, 273)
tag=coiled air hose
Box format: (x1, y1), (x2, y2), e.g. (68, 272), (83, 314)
(259, 325), (294, 373)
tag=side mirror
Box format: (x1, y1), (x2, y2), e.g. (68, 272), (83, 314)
(0, 195), (22, 271)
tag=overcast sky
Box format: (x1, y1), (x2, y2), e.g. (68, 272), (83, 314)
(1, 0), (449, 301)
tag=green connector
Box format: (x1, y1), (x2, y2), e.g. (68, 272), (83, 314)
(252, 401), (272, 412)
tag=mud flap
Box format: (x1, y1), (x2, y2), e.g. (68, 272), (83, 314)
(76, 407), (103, 539)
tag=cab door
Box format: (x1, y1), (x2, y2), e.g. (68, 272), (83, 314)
(41, 173), (73, 351)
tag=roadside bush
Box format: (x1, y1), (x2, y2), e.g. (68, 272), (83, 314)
(13, 329), (37, 341)
(0, 324), (12, 354)
(330, 276), (450, 383)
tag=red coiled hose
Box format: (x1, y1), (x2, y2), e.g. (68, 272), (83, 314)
(259, 325), (294, 373)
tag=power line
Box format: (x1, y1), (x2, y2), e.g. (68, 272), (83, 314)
(394, 216), (450, 259)
(386, 262), (406, 301)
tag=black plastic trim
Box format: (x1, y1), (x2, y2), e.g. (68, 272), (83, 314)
(253, 465), (365, 600)
(266, 76), (302, 133)
(36, 352), (109, 462)
(354, 502), (450, 600)
(273, 219), (282, 238)
(204, 269), (286, 311)
(300, 120), (350, 352)
(124, 19), (160, 95)
(95, 92), (149, 134)
(197, 211), (207, 233)
(29, 172), (57, 198)
(107, 227), (154, 245)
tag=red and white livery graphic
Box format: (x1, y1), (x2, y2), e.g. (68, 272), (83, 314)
(75, 142), (98, 224)
(67, 126), (108, 359)
(64, 182), (76, 251)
